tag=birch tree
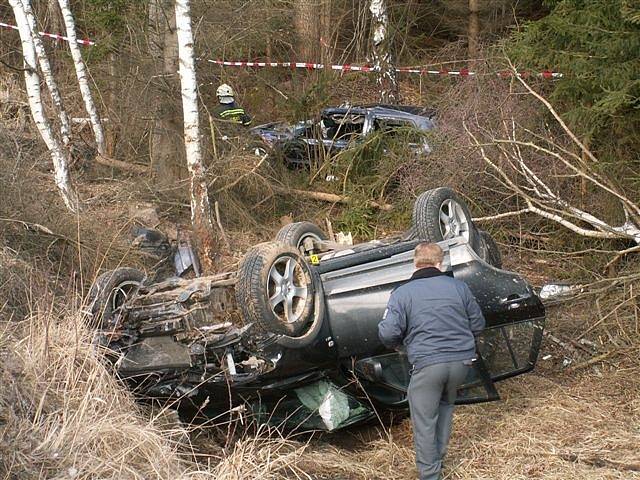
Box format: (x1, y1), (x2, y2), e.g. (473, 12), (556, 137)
(22, 0), (71, 145)
(57, 0), (106, 155)
(9, 0), (79, 212)
(370, 0), (399, 103)
(175, 0), (218, 272)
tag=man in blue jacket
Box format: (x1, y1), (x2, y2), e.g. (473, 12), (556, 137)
(378, 242), (485, 480)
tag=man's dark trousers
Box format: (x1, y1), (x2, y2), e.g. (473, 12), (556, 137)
(408, 360), (469, 480)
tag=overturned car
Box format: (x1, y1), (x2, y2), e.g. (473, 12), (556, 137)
(89, 188), (544, 431)
(250, 104), (436, 168)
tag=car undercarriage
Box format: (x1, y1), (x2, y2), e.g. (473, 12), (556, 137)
(89, 188), (545, 431)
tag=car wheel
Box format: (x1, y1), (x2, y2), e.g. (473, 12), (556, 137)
(478, 230), (502, 269)
(236, 242), (317, 337)
(281, 141), (310, 169)
(412, 187), (478, 248)
(275, 221), (328, 256)
(87, 268), (144, 328)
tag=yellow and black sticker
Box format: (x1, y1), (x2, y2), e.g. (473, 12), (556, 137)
(309, 254), (320, 265)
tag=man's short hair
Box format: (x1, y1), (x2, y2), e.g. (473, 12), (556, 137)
(414, 242), (444, 268)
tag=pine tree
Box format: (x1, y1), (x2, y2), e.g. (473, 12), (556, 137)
(509, 0), (640, 159)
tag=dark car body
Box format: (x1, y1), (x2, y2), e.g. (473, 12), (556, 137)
(95, 233), (544, 431)
(250, 104), (436, 168)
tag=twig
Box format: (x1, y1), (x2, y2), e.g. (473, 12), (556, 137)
(507, 57), (598, 165)
(603, 244), (640, 271)
(212, 153), (268, 193)
(0, 59), (32, 73)
(565, 348), (630, 373)
(0, 218), (80, 246)
(576, 294), (640, 340)
(214, 201), (231, 251)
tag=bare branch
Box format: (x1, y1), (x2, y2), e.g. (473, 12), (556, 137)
(507, 57), (598, 164)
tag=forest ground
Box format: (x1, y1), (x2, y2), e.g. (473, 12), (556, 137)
(1, 69), (639, 479)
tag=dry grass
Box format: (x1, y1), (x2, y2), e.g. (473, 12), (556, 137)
(290, 365), (640, 480)
(0, 303), (208, 480)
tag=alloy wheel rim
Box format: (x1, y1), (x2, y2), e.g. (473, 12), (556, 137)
(268, 255), (309, 324)
(438, 199), (470, 241)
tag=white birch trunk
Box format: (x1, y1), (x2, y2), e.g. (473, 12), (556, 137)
(22, 0), (71, 145)
(57, 0), (106, 155)
(370, 0), (399, 103)
(175, 0), (217, 271)
(9, 0), (79, 212)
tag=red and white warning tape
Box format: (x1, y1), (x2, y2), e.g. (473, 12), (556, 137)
(207, 59), (563, 78)
(1, 21), (561, 78)
(0, 21), (96, 46)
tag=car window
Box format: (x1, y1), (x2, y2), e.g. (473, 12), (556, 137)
(373, 118), (425, 144)
(321, 114), (365, 141)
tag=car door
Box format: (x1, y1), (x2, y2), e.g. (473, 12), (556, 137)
(353, 349), (499, 408)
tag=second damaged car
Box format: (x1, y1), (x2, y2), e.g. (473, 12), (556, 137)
(88, 188), (544, 431)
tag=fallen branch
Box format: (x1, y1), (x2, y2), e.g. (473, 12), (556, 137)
(473, 208), (531, 222)
(544, 332), (576, 353)
(95, 153), (148, 174)
(508, 58), (599, 165)
(274, 187), (393, 211)
(466, 124), (640, 241)
(565, 348), (630, 373)
(0, 217), (80, 245)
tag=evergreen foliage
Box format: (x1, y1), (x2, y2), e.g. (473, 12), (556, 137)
(509, 0), (640, 159)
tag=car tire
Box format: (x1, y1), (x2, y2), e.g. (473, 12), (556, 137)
(275, 222), (328, 256)
(412, 187), (478, 248)
(87, 268), (145, 328)
(478, 230), (502, 269)
(236, 242), (317, 337)
(280, 141), (310, 169)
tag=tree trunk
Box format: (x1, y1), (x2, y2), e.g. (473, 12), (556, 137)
(370, 0), (399, 103)
(47, 0), (62, 37)
(468, 0), (480, 59)
(9, 0), (79, 212)
(293, 0), (319, 62)
(149, 0), (183, 182)
(320, 0), (333, 66)
(22, 0), (71, 145)
(57, 0), (106, 156)
(175, 0), (218, 272)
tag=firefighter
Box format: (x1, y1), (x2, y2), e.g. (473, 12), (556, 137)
(214, 84), (252, 126)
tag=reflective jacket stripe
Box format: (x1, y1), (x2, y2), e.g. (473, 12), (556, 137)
(219, 109), (245, 117)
